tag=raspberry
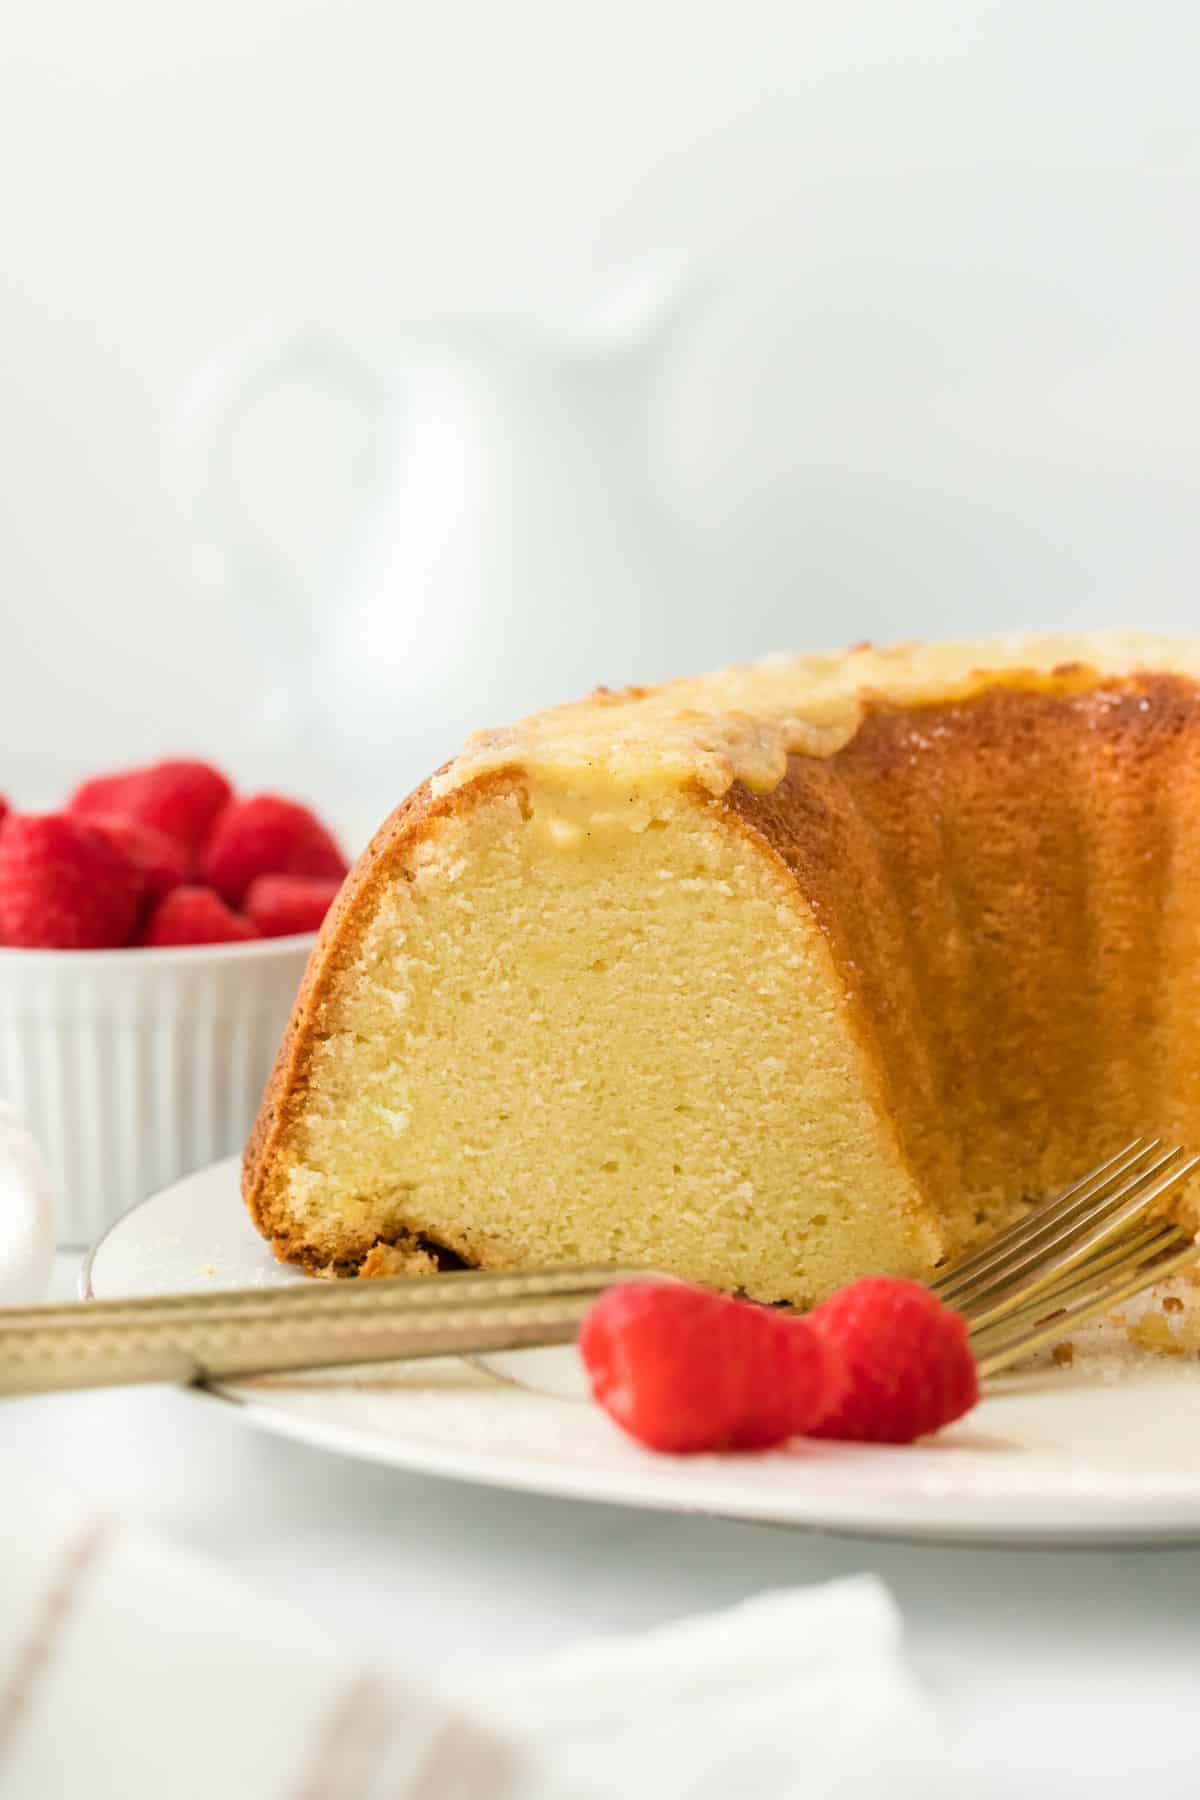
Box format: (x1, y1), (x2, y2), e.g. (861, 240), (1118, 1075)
(71, 760), (233, 864)
(142, 886), (259, 947)
(244, 873), (343, 937)
(0, 796), (8, 831)
(88, 814), (188, 904)
(202, 794), (348, 905)
(67, 771), (128, 818)
(579, 1280), (843, 1454)
(808, 1276), (978, 1444)
(0, 813), (145, 949)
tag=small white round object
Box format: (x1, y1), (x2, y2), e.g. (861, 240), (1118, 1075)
(0, 934), (315, 1246)
(0, 1099), (56, 1303)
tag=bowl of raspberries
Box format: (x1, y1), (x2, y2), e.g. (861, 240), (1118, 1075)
(0, 759), (350, 1244)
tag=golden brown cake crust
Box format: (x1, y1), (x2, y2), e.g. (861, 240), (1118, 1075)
(729, 671), (1200, 1246)
(242, 767), (525, 1272)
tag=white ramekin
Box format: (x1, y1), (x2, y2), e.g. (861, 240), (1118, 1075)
(0, 934), (315, 1246)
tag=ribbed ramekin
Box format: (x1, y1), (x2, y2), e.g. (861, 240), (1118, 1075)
(0, 934), (314, 1246)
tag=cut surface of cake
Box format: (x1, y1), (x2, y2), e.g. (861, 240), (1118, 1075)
(243, 633), (1200, 1304)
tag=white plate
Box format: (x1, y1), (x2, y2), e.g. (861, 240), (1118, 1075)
(84, 1158), (1200, 1545)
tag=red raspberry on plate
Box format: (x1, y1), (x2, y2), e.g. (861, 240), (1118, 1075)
(71, 760), (233, 865)
(808, 1276), (978, 1444)
(0, 813), (145, 949)
(0, 796), (8, 831)
(244, 873), (343, 937)
(579, 1280), (844, 1454)
(202, 794), (348, 905)
(142, 885), (259, 947)
(88, 815), (188, 905)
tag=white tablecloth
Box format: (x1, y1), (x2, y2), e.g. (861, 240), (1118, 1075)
(8, 1257), (1199, 1797)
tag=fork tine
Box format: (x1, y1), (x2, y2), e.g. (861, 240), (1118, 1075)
(974, 1231), (1200, 1377)
(934, 1137), (1160, 1305)
(968, 1220), (1188, 1341)
(938, 1143), (1197, 1318)
(1013, 1148), (1200, 1287)
(949, 1144), (1194, 1332)
(960, 1215), (1170, 1333)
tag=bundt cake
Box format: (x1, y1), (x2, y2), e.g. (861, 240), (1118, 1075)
(243, 633), (1200, 1305)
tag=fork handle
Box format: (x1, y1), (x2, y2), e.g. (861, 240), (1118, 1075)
(0, 1295), (592, 1396)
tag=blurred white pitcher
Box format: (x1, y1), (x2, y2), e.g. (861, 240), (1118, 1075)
(174, 265), (705, 835)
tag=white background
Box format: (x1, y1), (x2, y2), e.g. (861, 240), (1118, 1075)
(2, 0), (1199, 830)
(5, 18), (1200, 1784)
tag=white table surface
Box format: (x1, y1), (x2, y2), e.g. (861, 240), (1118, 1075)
(9, 1257), (1200, 1797)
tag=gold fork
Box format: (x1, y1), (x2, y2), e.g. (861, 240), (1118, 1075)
(933, 1137), (1200, 1374)
(0, 1138), (1196, 1396)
